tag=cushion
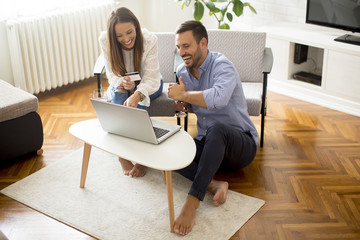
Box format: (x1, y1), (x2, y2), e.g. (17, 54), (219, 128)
(207, 30), (265, 83)
(154, 33), (177, 84)
(0, 80), (38, 123)
(148, 83), (176, 116)
(243, 82), (263, 116)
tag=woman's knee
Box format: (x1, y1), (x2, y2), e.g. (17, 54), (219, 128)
(149, 79), (163, 101)
(112, 90), (128, 105)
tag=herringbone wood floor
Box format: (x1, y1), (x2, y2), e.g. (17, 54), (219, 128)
(0, 77), (359, 239)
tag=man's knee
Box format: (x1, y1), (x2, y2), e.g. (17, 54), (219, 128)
(206, 123), (229, 139)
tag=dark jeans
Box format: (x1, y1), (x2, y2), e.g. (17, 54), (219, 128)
(176, 122), (257, 201)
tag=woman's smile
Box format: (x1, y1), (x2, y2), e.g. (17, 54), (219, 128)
(115, 22), (137, 50)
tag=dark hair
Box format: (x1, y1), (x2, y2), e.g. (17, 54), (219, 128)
(107, 7), (143, 76)
(176, 20), (208, 44)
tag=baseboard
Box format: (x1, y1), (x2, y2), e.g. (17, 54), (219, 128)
(268, 78), (360, 117)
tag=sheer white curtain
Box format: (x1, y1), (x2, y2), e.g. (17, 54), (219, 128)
(0, 0), (113, 20)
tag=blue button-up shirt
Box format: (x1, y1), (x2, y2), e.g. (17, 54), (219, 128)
(176, 51), (258, 145)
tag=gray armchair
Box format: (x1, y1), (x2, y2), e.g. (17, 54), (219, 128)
(94, 30), (273, 147)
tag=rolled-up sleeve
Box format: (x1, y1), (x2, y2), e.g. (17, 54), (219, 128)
(203, 61), (237, 110)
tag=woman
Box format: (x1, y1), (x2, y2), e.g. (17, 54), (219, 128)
(99, 7), (163, 177)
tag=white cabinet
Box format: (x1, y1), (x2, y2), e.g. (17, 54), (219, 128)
(326, 50), (360, 100)
(258, 23), (360, 117)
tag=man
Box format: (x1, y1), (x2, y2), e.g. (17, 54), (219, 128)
(168, 20), (258, 236)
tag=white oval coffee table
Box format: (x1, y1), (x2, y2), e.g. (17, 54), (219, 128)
(69, 118), (196, 232)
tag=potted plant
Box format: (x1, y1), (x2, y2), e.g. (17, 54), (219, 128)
(176, 0), (257, 29)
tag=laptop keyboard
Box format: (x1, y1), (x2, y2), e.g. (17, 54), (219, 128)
(153, 127), (169, 139)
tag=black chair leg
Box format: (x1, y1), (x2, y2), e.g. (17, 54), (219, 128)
(176, 114), (188, 132)
(177, 115), (181, 126)
(260, 112), (265, 148)
(96, 74), (102, 97)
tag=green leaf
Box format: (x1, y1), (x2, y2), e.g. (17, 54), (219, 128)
(181, 1), (185, 10)
(220, 6), (227, 21)
(193, 1), (205, 21)
(214, 7), (221, 13)
(232, 0), (244, 17)
(244, 2), (257, 14)
(205, 1), (216, 11)
(226, 12), (233, 22)
(219, 23), (230, 29)
(185, 0), (192, 7)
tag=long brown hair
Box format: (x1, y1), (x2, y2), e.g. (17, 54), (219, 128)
(107, 7), (143, 77)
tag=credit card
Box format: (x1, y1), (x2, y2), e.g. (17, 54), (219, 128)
(125, 72), (141, 81)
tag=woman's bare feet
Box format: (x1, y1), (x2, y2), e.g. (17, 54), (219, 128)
(119, 157), (134, 176)
(174, 195), (200, 236)
(118, 158), (146, 177)
(208, 179), (229, 206)
(129, 163), (146, 177)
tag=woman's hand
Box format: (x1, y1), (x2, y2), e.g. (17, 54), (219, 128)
(124, 91), (141, 108)
(122, 76), (135, 90)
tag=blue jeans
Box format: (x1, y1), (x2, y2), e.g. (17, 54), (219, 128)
(110, 80), (163, 110)
(176, 122), (257, 201)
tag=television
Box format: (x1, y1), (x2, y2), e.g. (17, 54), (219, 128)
(306, 0), (360, 46)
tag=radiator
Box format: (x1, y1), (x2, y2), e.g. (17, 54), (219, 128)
(6, 3), (115, 94)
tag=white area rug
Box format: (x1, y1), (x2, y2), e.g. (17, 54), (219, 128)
(1, 148), (264, 240)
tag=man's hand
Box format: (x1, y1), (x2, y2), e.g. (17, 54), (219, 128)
(169, 76), (207, 108)
(173, 101), (187, 112)
(168, 76), (186, 101)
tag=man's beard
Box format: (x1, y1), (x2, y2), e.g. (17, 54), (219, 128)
(187, 46), (202, 70)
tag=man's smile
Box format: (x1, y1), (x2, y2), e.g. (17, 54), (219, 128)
(183, 55), (192, 65)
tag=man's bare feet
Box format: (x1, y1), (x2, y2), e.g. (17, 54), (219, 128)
(129, 164), (146, 177)
(119, 157), (134, 176)
(208, 179), (229, 207)
(174, 195), (200, 236)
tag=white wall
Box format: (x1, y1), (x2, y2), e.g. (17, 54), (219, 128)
(137, 0), (307, 31)
(0, 0), (307, 86)
(116, 0), (194, 32)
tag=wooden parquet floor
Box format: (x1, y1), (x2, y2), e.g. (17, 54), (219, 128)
(0, 77), (359, 240)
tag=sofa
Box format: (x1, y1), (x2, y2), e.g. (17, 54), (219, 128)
(0, 80), (43, 161)
(94, 30), (272, 146)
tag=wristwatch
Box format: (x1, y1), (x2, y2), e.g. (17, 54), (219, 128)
(138, 91), (145, 101)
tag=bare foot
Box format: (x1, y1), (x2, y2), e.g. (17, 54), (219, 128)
(129, 164), (146, 177)
(119, 157), (134, 176)
(208, 179), (229, 207)
(174, 195), (200, 236)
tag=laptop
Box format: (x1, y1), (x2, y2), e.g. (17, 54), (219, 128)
(90, 99), (181, 144)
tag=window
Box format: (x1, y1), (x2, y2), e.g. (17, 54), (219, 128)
(0, 0), (113, 19)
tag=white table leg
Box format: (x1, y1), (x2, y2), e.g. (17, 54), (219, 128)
(80, 143), (92, 188)
(165, 170), (175, 232)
